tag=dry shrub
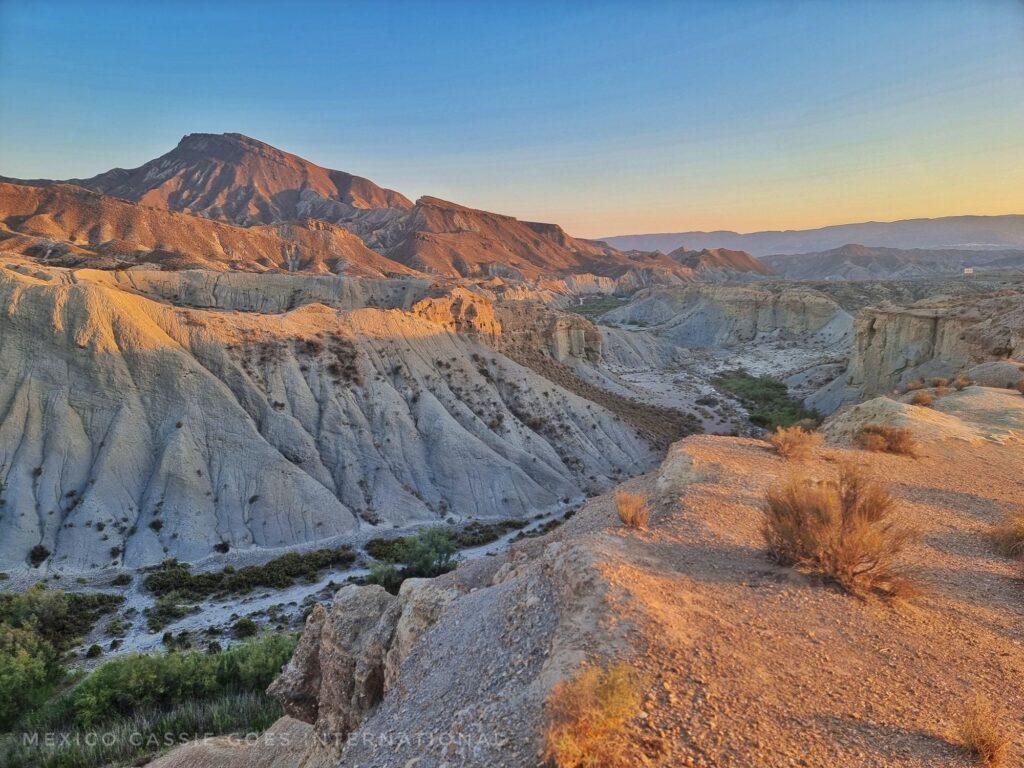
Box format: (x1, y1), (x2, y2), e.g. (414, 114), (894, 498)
(762, 464), (915, 598)
(957, 695), (1010, 766)
(909, 390), (934, 407)
(953, 376), (972, 391)
(992, 507), (1024, 558)
(904, 379), (925, 391)
(1016, 379), (1024, 395)
(855, 424), (918, 457)
(615, 491), (649, 529)
(769, 426), (823, 461)
(544, 662), (642, 768)
(930, 377), (950, 388)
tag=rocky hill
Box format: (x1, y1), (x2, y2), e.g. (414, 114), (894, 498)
(809, 289), (1024, 412)
(0, 181), (420, 276)
(762, 243), (1024, 280)
(152, 384), (1024, 768)
(71, 132), (413, 227)
(666, 245), (772, 280)
(0, 259), (702, 573)
(364, 195), (695, 281)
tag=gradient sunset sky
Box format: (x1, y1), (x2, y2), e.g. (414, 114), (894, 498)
(1, 0), (1022, 238)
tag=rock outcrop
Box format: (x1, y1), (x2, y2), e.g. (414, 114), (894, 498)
(601, 284), (852, 348)
(841, 291), (1024, 396)
(268, 579), (459, 762)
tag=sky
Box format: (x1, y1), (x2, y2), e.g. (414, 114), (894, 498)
(1, 1), (1022, 238)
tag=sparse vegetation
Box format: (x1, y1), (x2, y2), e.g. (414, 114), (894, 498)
(991, 507), (1024, 558)
(956, 695), (1010, 767)
(713, 370), (819, 430)
(904, 379), (925, 391)
(144, 546), (356, 599)
(365, 520), (527, 563)
(1016, 379), (1024, 395)
(769, 426), (822, 461)
(543, 662), (642, 768)
(855, 424), (919, 457)
(909, 390), (933, 407)
(761, 464), (915, 598)
(566, 295), (628, 319)
(145, 593), (192, 631)
(614, 491), (650, 529)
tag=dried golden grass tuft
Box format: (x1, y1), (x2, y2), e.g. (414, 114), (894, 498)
(957, 695), (1011, 767)
(614, 491), (650, 529)
(909, 390), (934, 407)
(1016, 379), (1024, 396)
(769, 426), (823, 461)
(992, 507), (1024, 559)
(952, 376), (972, 391)
(930, 377), (950, 388)
(904, 379), (925, 391)
(762, 464), (916, 598)
(543, 662), (642, 768)
(855, 424), (919, 457)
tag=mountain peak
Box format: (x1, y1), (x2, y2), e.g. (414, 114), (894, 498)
(73, 133), (412, 224)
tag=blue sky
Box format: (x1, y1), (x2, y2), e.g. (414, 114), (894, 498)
(1, 0), (1022, 236)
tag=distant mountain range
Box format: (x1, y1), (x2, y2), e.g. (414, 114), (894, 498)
(600, 215), (1024, 257)
(762, 243), (1024, 281)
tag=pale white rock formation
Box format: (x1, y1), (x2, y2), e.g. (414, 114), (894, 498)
(0, 264), (657, 572)
(817, 291), (1024, 410)
(601, 284), (852, 348)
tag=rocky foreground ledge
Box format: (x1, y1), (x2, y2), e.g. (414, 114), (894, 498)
(151, 386), (1024, 767)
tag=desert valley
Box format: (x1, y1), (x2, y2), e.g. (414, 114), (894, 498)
(0, 127), (1020, 767)
(8, 10), (1024, 768)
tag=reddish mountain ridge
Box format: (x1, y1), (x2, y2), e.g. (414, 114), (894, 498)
(373, 195), (695, 279)
(667, 245), (772, 276)
(72, 132), (413, 227)
(0, 181), (421, 276)
(4, 133), (769, 281)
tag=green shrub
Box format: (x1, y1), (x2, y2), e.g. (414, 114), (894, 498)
(28, 545), (50, 567)
(145, 594), (192, 631)
(364, 527), (460, 594)
(0, 689), (283, 768)
(85, 644), (102, 659)
(232, 618), (258, 639)
(62, 633), (296, 729)
(0, 586), (122, 652)
(713, 370), (820, 430)
(0, 624), (60, 730)
(110, 574), (132, 587)
(365, 562), (404, 594)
